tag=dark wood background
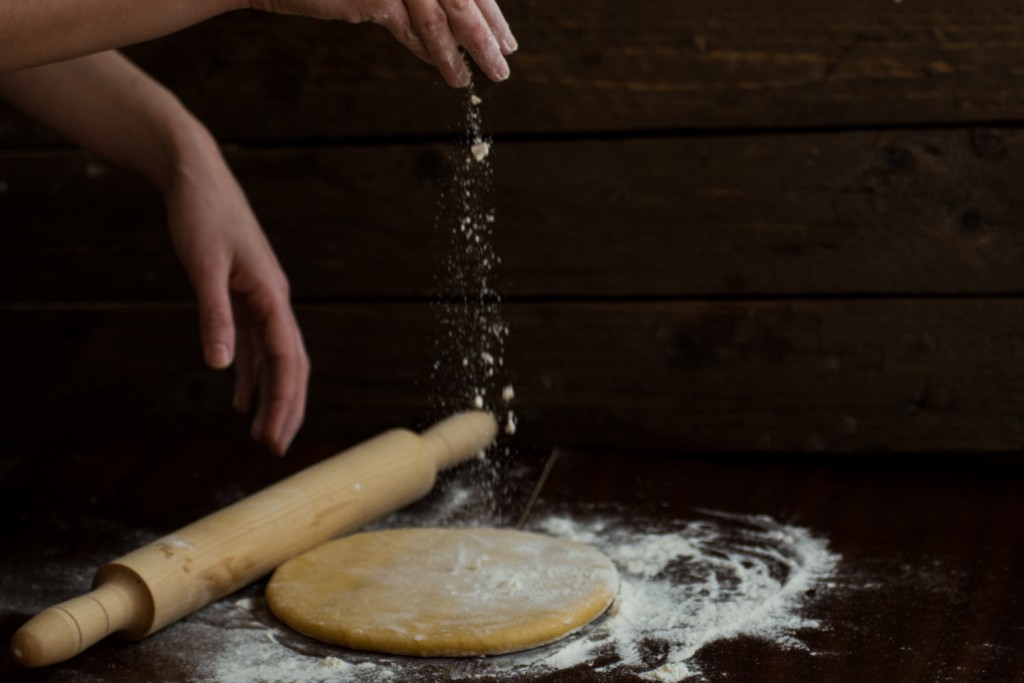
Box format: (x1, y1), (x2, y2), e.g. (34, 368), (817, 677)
(4, 0), (1024, 453)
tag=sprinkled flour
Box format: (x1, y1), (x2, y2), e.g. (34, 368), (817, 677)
(431, 88), (515, 516)
(1, 487), (845, 682)
(103, 491), (840, 683)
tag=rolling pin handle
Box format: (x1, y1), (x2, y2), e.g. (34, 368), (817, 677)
(420, 411), (499, 470)
(11, 572), (147, 668)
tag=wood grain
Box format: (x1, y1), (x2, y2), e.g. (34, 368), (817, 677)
(5, 1), (1024, 145)
(3, 300), (1023, 452)
(3, 127), (1024, 301)
(3, 2), (1024, 458)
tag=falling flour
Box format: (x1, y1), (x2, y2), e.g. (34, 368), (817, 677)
(470, 139), (491, 162)
(431, 87), (515, 516)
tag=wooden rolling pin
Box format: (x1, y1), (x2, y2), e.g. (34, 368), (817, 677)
(11, 411), (498, 668)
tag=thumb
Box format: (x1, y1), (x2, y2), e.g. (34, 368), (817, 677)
(193, 268), (236, 370)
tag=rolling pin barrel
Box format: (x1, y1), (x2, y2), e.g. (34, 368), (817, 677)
(11, 411), (498, 668)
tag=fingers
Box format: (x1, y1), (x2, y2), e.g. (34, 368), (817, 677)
(472, 0), (517, 54)
(406, 0), (472, 86)
(370, 1), (435, 65)
(405, 0), (514, 86)
(193, 261), (236, 370)
(197, 258), (305, 456)
(244, 285), (309, 456)
(441, 0), (508, 82)
(259, 310), (308, 456)
(279, 328), (310, 453)
(232, 297), (257, 414)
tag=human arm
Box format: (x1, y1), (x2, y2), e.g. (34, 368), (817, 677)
(0, 52), (309, 455)
(0, 0), (517, 87)
(0, 0), (242, 72)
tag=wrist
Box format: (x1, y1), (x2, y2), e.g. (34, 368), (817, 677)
(151, 108), (226, 197)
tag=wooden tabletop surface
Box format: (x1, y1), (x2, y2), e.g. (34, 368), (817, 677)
(2, 438), (1022, 682)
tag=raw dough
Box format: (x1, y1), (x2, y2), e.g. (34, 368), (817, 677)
(266, 527), (619, 657)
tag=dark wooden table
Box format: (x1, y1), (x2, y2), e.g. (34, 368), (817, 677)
(2, 438), (1023, 682)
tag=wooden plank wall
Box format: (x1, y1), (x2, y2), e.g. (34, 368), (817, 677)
(3, 1), (1024, 453)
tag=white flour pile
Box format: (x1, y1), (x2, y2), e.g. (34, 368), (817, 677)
(116, 493), (840, 683)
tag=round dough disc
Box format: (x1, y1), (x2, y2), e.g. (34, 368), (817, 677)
(266, 527), (619, 657)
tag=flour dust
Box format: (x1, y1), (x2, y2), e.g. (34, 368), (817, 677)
(0, 493), (845, 682)
(122, 491), (841, 683)
(430, 88), (515, 521)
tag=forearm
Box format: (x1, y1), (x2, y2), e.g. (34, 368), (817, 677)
(0, 50), (220, 191)
(0, 0), (246, 72)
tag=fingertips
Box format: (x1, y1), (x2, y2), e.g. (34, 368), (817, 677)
(407, 0), (471, 87)
(206, 343), (232, 370)
(444, 54), (472, 88)
(434, 41), (472, 88)
(270, 335), (310, 456)
(262, 399), (292, 457)
(474, 0), (517, 54)
(469, 30), (509, 83)
(196, 282), (236, 370)
(279, 337), (310, 454)
(248, 305), (309, 456)
(499, 36), (517, 56)
(439, 0), (509, 84)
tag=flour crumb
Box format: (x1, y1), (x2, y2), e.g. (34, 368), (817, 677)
(501, 385), (515, 402)
(642, 662), (696, 681)
(473, 394), (485, 409)
(505, 411), (517, 435)
(471, 138), (491, 162)
(232, 597), (253, 610)
(318, 656), (350, 671)
(481, 351), (495, 365)
(470, 94), (483, 106)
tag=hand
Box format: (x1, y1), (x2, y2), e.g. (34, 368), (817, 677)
(0, 52), (309, 455)
(164, 137), (309, 456)
(251, 0), (517, 87)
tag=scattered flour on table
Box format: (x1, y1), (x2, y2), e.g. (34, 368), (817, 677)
(1, 498), (841, 682)
(534, 512), (839, 681)
(161, 499), (841, 683)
